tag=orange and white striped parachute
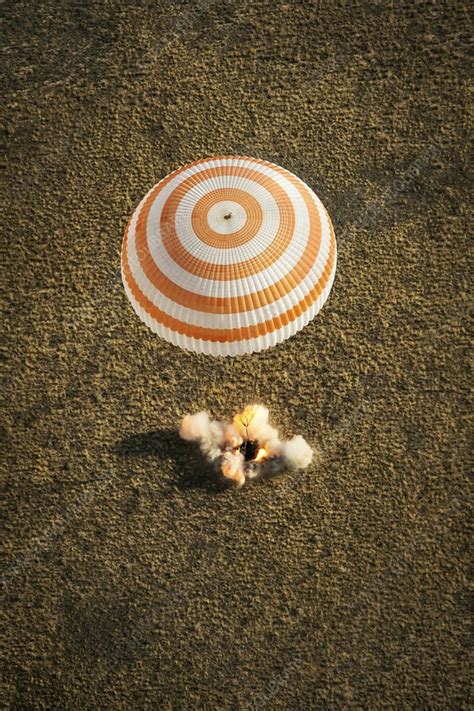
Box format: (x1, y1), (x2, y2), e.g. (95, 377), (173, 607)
(121, 156), (336, 356)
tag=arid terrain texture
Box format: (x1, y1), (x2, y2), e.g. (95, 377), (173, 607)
(2, 1), (471, 708)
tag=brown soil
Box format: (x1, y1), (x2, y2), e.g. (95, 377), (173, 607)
(2, 1), (471, 708)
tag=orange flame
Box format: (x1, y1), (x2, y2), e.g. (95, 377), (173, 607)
(254, 447), (268, 463)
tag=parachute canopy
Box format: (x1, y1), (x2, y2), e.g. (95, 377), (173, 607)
(122, 156), (336, 356)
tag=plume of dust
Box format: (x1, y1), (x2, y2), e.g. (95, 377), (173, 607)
(180, 412), (225, 463)
(179, 405), (313, 487)
(233, 404), (279, 444)
(281, 435), (313, 469)
(221, 450), (245, 487)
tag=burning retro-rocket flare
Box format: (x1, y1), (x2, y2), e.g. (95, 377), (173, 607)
(180, 405), (313, 487)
